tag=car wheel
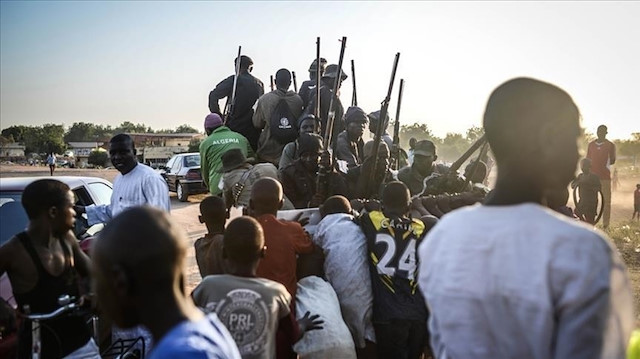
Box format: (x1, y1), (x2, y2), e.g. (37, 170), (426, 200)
(177, 182), (189, 202)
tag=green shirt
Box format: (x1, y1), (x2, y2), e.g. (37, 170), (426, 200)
(199, 126), (254, 195)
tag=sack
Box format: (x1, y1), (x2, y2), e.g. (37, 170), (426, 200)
(269, 98), (298, 143)
(293, 276), (356, 358)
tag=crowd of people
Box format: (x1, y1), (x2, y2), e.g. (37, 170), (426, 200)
(0, 61), (637, 359)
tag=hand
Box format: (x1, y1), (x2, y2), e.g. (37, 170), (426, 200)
(293, 212), (310, 227)
(298, 311), (324, 333)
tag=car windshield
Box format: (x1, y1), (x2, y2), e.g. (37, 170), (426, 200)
(0, 192), (28, 246)
(183, 155), (200, 167)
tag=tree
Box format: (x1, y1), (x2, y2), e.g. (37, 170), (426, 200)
(175, 124), (199, 134)
(438, 133), (470, 163)
(88, 150), (109, 167)
(465, 126), (484, 142)
(65, 122), (97, 142)
(188, 138), (202, 152)
(114, 121), (149, 134)
(1, 125), (28, 143)
(399, 123), (438, 149)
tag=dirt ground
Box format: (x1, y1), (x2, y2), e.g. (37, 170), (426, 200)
(2, 163), (639, 323)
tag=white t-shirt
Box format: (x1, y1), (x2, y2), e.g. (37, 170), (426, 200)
(418, 203), (634, 359)
(86, 163), (170, 225)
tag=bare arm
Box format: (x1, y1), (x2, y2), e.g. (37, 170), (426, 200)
(610, 142), (616, 165)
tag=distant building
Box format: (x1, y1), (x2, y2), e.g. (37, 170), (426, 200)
(67, 141), (105, 168)
(0, 142), (26, 162)
(126, 133), (204, 167)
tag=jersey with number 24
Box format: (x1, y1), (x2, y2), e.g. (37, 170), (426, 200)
(360, 211), (428, 322)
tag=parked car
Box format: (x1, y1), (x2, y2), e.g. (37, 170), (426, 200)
(161, 153), (207, 202)
(0, 176), (113, 307)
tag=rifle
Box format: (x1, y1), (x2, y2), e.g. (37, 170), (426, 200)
(351, 59), (357, 106)
(223, 46), (242, 125)
(315, 36), (346, 206)
(365, 52), (400, 198)
(391, 78), (404, 170)
(270, 75), (274, 92)
(315, 37), (321, 118)
(292, 71), (298, 92)
(322, 36), (347, 151)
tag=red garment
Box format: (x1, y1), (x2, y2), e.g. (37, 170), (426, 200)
(586, 140), (615, 180)
(256, 214), (314, 298)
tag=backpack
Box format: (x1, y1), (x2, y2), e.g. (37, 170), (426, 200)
(269, 98), (298, 144)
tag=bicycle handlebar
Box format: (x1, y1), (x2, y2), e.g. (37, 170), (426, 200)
(24, 302), (79, 321)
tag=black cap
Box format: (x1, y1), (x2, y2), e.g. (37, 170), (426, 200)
(344, 106), (368, 124)
(414, 140), (436, 156)
(309, 58), (328, 72)
(234, 55), (253, 68)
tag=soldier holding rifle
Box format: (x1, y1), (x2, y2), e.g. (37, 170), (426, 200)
(208, 54), (264, 151)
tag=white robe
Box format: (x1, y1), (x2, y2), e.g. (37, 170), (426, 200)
(313, 213), (375, 348)
(86, 163), (170, 226)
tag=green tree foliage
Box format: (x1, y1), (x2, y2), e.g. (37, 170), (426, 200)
(64, 122), (114, 142)
(1, 125), (28, 143)
(188, 138), (202, 152)
(175, 124), (199, 134)
(114, 121), (149, 134)
(88, 150), (109, 167)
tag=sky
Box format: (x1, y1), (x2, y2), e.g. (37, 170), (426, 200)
(1, 1), (639, 140)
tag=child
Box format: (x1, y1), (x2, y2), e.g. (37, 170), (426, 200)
(633, 183), (640, 220)
(194, 196), (227, 277)
(315, 196), (375, 353)
(571, 158), (601, 224)
(192, 216), (323, 359)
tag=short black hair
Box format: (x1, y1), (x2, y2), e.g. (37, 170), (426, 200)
(22, 179), (71, 219)
(382, 181), (410, 213)
(275, 68), (291, 88)
(223, 216), (264, 264)
(483, 77), (579, 164)
(320, 195), (352, 217)
(200, 196), (226, 226)
(110, 133), (135, 149)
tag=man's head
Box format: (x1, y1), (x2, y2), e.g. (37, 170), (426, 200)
(636, 184), (640, 190)
(234, 55), (254, 72)
(382, 181), (411, 216)
(320, 195), (352, 218)
(464, 160), (488, 184)
(597, 125), (608, 141)
(298, 133), (324, 172)
(275, 69), (292, 91)
(109, 134), (137, 175)
(22, 179), (76, 235)
(92, 207), (187, 328)
(249, 178), (284, 216)
(483, 78), (580, 190)
(344, 107), (368, 141)
(368, 110), (390, 135)
(204, 113), (224, 135)
(412, 140), (437, 177)
(199, 196), (227, 228)
(220, 148), (248, 173)
(308, 58), (328, 79)
(298, 114), (320, 135)
(322, 64), (347, 87)
(580, 158), (592, 174)
(222, 216), (265, 266)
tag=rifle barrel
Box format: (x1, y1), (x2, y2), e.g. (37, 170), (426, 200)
(270, 75), (274, 92)
(225, 46), (242, 125)
(292, 71), (298, 92)
(315, 37), (321, 118)
(367, 52), (400, 197)
(323, 36), (347, 151)
(351, 59), (357, 107)
(393, 78), (405, 170)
